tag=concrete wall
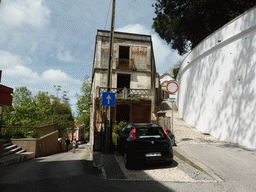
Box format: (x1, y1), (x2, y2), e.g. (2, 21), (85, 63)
(177, 7), (256, 149)
(11, 131), (72, 157)
(36, 131), (59, 157)
(11, 138), (37, 154)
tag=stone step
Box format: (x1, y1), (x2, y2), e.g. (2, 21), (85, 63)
(3, 147), (22, 156)
(3, 144), (17, 152)
(15, 149), (26, 154)
(3, 142), (12, 148)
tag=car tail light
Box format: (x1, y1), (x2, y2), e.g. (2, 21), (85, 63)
(131, 128), (136, 140)
(162, 128), (170, 139)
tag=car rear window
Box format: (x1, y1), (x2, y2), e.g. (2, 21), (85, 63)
(136, 128), (165, 139)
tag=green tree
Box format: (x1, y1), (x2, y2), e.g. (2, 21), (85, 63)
(33, 91), (52, 126)
(61, 91), (70, 105)
(52, 99), (74, 138)
(2, 87), (74, 138)
(76, 76), (91, 133)
(152, 0), (256, 55)
(11, 87), (36, 126)
(169, 60), (182, 80)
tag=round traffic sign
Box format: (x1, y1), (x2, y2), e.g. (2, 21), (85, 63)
(166, 81), (179, 94)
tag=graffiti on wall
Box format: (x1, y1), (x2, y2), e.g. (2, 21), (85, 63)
(132, 46), (147, 55)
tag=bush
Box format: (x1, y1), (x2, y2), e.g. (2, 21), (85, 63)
(0, 130), (12, 138)
(30, 130), (37, 138)
(11, 129), (26, 138)
(112, 133), (119, 148)
(113, 121), (127, 135)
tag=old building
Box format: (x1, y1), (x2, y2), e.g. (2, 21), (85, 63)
(90, 30), (161, 135)
(160, 72), (175, 100)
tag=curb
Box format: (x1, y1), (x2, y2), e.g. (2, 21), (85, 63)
(93, 151), (104, 175)
(173, 147), (223, 182)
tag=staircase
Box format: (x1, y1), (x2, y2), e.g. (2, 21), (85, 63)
(2, 139), (26, 156)
(0, 139), (34, 167)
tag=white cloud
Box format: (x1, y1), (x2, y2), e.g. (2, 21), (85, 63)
(0, 50), (32, 69)
(0, 0), (51, 29)
(0, 50), (81, 87)
(116, 24), (184, 75)
(116, 23), (151, 35)
(6, 65), (40, 82)
(42, 69), (81, 84)
(56, 50), (74, 62)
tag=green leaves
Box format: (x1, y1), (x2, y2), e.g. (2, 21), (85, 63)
(76, 76), (91, 130)
(2, 87), (74, 138)
(152, 0), (256, 55)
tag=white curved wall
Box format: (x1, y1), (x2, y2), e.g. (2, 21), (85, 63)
(177, 7), (256, 149)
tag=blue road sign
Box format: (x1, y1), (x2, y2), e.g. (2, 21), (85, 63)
(102, 92), (116, 106)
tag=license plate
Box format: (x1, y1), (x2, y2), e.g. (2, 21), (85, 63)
(145, 152), (161, 157)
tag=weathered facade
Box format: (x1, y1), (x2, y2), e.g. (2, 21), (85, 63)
(90, 30), (161, 136)
(160, 72), (175, 100)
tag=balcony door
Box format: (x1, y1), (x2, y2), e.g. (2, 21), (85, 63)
(119, 46), (129, 59)
(119, 46), (130, 68)
(117, 74), (130, 89)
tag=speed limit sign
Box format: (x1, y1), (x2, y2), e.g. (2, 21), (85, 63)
(166, 81), (179, 94)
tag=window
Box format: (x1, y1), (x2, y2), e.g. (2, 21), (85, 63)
(119, 46), (129, 59)
(137, 128), (165, 139)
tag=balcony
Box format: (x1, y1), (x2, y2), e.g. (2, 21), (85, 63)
(116, 58), (134, 69)
(98, 87), (152, 100)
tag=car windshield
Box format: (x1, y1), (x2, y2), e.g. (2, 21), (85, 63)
(136, 127), (165, 139)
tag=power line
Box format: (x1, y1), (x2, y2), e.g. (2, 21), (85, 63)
(104, 0), (112, 30)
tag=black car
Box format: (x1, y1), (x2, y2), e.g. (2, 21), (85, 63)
(117, 123), (173, 169)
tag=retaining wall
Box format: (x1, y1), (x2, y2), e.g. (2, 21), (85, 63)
(177, 7), (256, 149)
(11, 131), (72, 157)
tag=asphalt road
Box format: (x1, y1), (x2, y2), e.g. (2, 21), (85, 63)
(0, 144), (174, 192)
(1, 143), (255, 192)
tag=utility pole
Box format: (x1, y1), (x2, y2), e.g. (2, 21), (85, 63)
(104, 0), (116, 154)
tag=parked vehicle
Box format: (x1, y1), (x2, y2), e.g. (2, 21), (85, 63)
(117, 123), (173, 169)
(77, 140), (85, 145)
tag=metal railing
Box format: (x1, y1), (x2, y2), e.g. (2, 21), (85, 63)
(99, 87), (152, 99)
(116, 58), (134, 69)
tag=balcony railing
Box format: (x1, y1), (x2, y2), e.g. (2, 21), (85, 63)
(99, 87), (152, 99)
(116, 58), (134, 69)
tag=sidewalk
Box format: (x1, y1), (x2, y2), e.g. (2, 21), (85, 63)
(167, 109), (226, 146)
(166, 109), (256, 188)
(166, 109), (226, 182)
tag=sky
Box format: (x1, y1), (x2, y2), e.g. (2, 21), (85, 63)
(0, 0), (184, 116)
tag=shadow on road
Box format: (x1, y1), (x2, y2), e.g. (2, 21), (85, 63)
(0, 149), (175, 192)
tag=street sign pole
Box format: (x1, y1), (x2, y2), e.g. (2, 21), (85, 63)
(166, 81), (179, 141)
(104, 0), (116, 154)
(172, 102), (173, 133)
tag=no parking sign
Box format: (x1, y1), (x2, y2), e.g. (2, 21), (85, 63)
(166, 81), (179, 94)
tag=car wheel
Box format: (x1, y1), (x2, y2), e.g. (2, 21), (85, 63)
(124, 153), (133, 169)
